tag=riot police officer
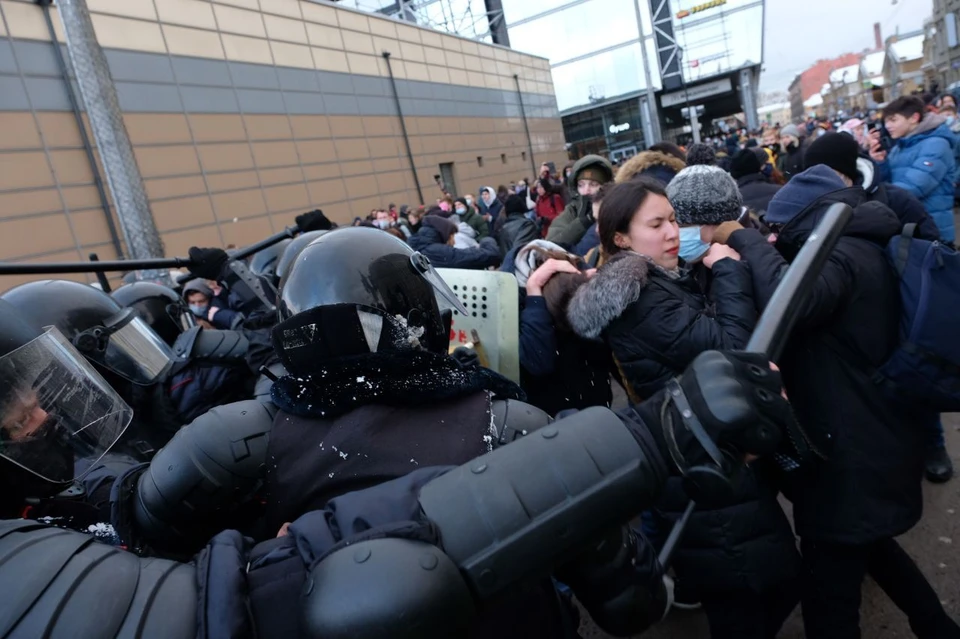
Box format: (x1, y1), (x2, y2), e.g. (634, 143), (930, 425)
(0, 342), (795, 639)
(0, 298), (135, 530)
(2, 280), (250, 450)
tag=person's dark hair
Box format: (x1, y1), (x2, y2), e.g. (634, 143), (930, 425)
(648, 142), (686, 162)
(883, 95), (926, 122)
(480, 187), (491, 195)
(497, 185), (509, 198)
(597, 177), (669, 256)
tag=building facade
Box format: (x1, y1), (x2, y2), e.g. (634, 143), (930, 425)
(503, 0), (764, 154)
(0, 0), (566, 283)
(883, 32), (926, 100)
(923, 0), (960, 91)
(787, 52), (863, 121)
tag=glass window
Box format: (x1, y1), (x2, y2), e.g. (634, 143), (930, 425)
(671, 0), (763, 83)
(551, 42), (647, 111)
(507, 0), (639, 63)
(501, 0), (569, 28)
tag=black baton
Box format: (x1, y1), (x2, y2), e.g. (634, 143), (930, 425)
(0, 226), (298, 276)
(657, 203), (853, 570)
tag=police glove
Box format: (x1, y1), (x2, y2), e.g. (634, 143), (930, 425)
(296, 208), (333, 233)
(187, 246), (229, 281)
(669, 350), (787, 467)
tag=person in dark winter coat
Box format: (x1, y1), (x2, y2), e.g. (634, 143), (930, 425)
(714, 165), (960, 639)
(568, 170), (801, 639)
(777, 124), (804, 181)
(478, 186), (504, 222)
(495, 195), (540, 259)
(455, 197), (490, 240)
(803, 131), (953, 482)
(408, 214), (500, 269)
(183, 278), (242, 330)
(805, 132), (942, 242)
(546, 155), (614, 248)
(730, 148), (781, 216)
(870, 96), (956, 243)
(507, 241), (612, 416)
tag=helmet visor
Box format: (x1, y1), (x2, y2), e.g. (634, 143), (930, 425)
(0, 328), (133, 483)
(409, 252), (469, 316)
(76, 309), (176, 385)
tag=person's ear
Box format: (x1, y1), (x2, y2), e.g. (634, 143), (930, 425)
(614, 231), (630, 250)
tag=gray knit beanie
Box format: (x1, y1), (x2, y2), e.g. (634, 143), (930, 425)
(666, 164), (743, 225)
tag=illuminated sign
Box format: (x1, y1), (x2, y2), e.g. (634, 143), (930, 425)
(676, 0), (727, 19)
(609, 123), (631, 134)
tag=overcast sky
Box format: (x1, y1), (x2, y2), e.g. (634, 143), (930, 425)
(760, 0), (931, 93)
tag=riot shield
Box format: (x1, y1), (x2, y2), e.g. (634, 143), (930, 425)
(436, 269), (520, 384)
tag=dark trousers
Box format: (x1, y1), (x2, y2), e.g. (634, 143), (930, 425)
(801, 537), (960, 639)
(700, 579), (799, 639)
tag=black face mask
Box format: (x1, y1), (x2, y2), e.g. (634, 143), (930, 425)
(786, 141), (798, 152)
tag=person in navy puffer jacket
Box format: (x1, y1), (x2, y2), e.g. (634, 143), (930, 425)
(870, 95), (957, 243)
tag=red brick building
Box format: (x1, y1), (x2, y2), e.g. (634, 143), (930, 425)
(789, 53), (864, 120)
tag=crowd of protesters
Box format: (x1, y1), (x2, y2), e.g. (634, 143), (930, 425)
(341, 89), (960, 637)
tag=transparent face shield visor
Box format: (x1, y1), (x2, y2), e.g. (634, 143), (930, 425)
(0, 328), (133, 484)
(409, 252), (469, 316)
(74, 308), (176, 386)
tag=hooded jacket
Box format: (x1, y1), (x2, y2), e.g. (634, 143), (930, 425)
(545, 155), (614, 248)
(454, 220), (480, 249)
(458, 203), (490, 240)
(879, 112), (957, 242)
(727, 186), (925, 544)
(566, 252), (799, 594)
(408, 224), (500, 270)
(614, 150), (686, 186)
(478, 186), (504, 221)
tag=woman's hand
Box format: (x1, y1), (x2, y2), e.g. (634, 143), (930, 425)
(526, 259), (580, 296)
(702, 244), (741, 269)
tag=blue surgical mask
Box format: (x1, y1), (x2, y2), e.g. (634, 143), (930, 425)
(678, 226), (710, 263)
(189, 304), (209, 318)
(455, 206), (467, 215)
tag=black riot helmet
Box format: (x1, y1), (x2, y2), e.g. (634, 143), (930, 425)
(249, 238), (292, 287)
(2, 280), (176, 386)
(275, 231), (328, 285)
(0, 299), (133, 509)
(274, 227), (467, 377)
(111, 281), (191, 347)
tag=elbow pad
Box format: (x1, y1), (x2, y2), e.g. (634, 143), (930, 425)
(557, 526), (668, 637)
(134, 400), (275, 552)
(0, 519), (196, 639)
(173, 326), (249, 366)
(418, 406), (667, 599)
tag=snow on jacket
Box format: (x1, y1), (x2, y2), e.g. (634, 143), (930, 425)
(408, 224), (500, 269)
(878, 112), (957, 242)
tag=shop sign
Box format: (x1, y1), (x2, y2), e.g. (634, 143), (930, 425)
(609, 122), (631, 134)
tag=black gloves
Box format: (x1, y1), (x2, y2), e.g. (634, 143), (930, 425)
(672, 350), (787, 466)
(629, 350), (797, 505)
(187, 247), (229, 281)
(450, 346), (480, 369)
(296, 209), (333, 233)
(577, 195), (594, 226)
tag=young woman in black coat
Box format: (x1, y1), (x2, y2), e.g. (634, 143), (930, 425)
(567, 171), (800, 639)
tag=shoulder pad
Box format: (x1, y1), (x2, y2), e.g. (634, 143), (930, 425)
(491, 399), (552, 446)
(254, 362), (287, 403)
(171, 325), (202, 360)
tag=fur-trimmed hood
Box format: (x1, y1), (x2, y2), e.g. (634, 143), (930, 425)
(567, 252), (652, 339)
(615, 151), (686, 184)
